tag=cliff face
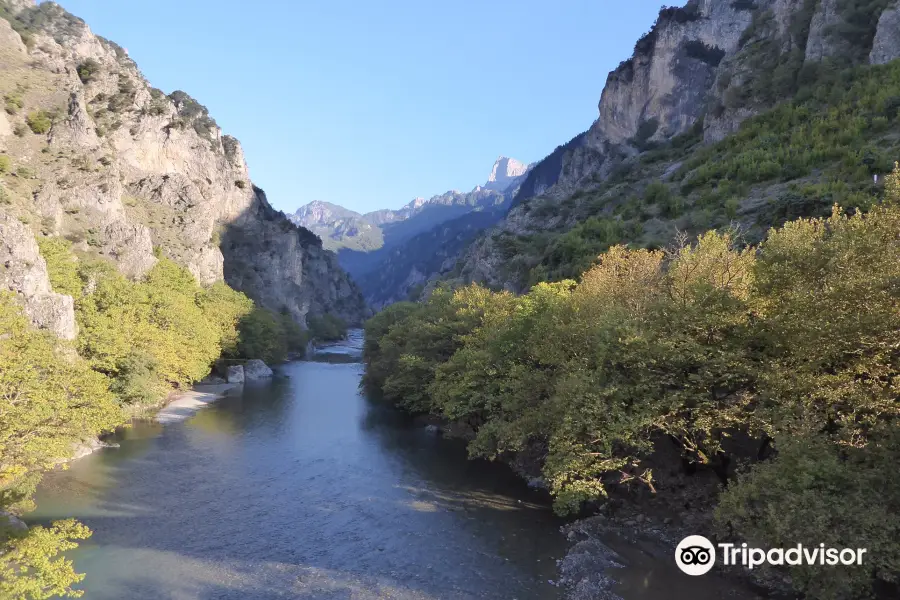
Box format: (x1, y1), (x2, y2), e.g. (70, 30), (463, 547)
(589, 0), (752, 148)
(0, 1), (365, 330)
(454, 0), (900, 292)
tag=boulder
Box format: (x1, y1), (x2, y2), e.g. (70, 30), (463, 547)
(226, 365), (244, 383)
(0, 511), (28, 534)
(243, 359), (273, 380)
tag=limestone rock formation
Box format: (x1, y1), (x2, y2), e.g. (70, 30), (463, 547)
(483, 156), (531, 191)
(0, 1), (365, 330)
(0, 210), (77, 339)
(450, 0), (900, 292)
(871, 3), (900, 65)
(226, 365), (244, 384)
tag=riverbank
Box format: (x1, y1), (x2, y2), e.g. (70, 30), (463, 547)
(156, 383), (241, 424)
(27, 350), (566, 600)
(62, 382), (242, 465)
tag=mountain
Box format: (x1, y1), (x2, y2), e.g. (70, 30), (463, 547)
(483, 156), (530, 191)
(444, 0), (900, 294)
(291, 201), (383, 253)
(289, 156), (532, 304)
(0, 0), (366, 330)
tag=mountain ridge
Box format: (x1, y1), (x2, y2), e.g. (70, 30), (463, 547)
(0, 0), (367, 330)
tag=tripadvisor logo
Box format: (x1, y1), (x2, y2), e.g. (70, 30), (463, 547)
(676, 535), (716, 575)
(675, 535), (868, 576)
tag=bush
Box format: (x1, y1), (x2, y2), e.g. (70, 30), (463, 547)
(307, 313), (346, 342)
(0, 155), (10, 174)
(0, 291), (123, 510)
(109, 349), (167, 406)
(76, 58), (101, 84)
(717, 432), (900, 600)
(77, 258), (221, 389)
(36, 236), (81, 297)
(4, 92), (22, 115)
(236, 306), (289, 364)
(25, 110), (51, 134)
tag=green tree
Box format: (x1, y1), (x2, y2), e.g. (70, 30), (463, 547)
(36, 237), (81, 297)
(0, 519), (92, 600)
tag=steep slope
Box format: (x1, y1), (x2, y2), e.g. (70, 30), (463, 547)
(0, 0), (366, 328)
(452, 0), (900, 293)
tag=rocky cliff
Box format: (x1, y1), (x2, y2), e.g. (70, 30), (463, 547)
(0, 1), (366, 330)
(453, 0), (900, 292)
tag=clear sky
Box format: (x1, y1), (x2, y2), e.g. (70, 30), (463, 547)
(57, 0), (663, 214)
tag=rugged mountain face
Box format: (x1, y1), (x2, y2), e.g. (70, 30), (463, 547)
(289, 156), (531, 304)
(483, 156), (530, 191)
(451, 0), (900, 292)
(0, 0), (366, 330)
(291, 201), (383, 253)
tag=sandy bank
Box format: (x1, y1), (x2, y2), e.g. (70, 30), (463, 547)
(155, 383), (240, 424)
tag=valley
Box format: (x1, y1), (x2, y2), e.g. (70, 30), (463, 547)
(2, 0), (900, 599)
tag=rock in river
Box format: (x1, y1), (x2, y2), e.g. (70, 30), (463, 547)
(226, 365), (245, 384)
(244, 359), (274, 380)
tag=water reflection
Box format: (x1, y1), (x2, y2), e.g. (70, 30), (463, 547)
(28, 333), (564, 599)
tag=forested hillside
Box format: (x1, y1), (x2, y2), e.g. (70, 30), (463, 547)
(361, 1), (900, 598)
(364, 168), (900, 600)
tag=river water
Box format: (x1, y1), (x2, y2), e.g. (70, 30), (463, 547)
(29, 332), (762, 600)
(28, 332), (567, 599)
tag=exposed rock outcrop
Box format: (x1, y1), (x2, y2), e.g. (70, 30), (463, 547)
(0, 1), (365, 329)
(871, 2), (900, 65)
(588, 0), (752, 148)
(451, 0), (900, 291)
(483, 156), (532, 191)
(0, 211), (77, 339)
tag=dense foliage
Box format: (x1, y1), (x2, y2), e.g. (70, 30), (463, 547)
(0, 242), (311, 597)
(363, 176), (900, 598)
(0, 294), (121, 598)
(307, 313), (347, 342)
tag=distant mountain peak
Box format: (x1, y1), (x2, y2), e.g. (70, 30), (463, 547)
(484, 156), (531, 191)
(406, 197), (427, 210)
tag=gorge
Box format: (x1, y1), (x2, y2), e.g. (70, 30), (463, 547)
(3, 0), (900, 599)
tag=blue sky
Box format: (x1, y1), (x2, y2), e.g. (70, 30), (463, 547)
(58, 0), (663, 214)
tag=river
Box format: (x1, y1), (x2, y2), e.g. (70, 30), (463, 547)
(27, 332), (566, 599)
(28, 332), (762, 600)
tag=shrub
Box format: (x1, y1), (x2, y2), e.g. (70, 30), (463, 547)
(25, 110), (51, 134)
(76, 258), (220, 389)
(4, 92), (22, 115)
(307, 313), (346, 342)
(13, 123), (27, 137)
(36, 237), (81, 297)
(236, 306), (288, 364)
(0, 155), (10, 174)
(76, 58), (101, 84)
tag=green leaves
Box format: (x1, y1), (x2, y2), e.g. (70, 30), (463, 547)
(0, 519), (92, 600)
(363, 193), (900, 593)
